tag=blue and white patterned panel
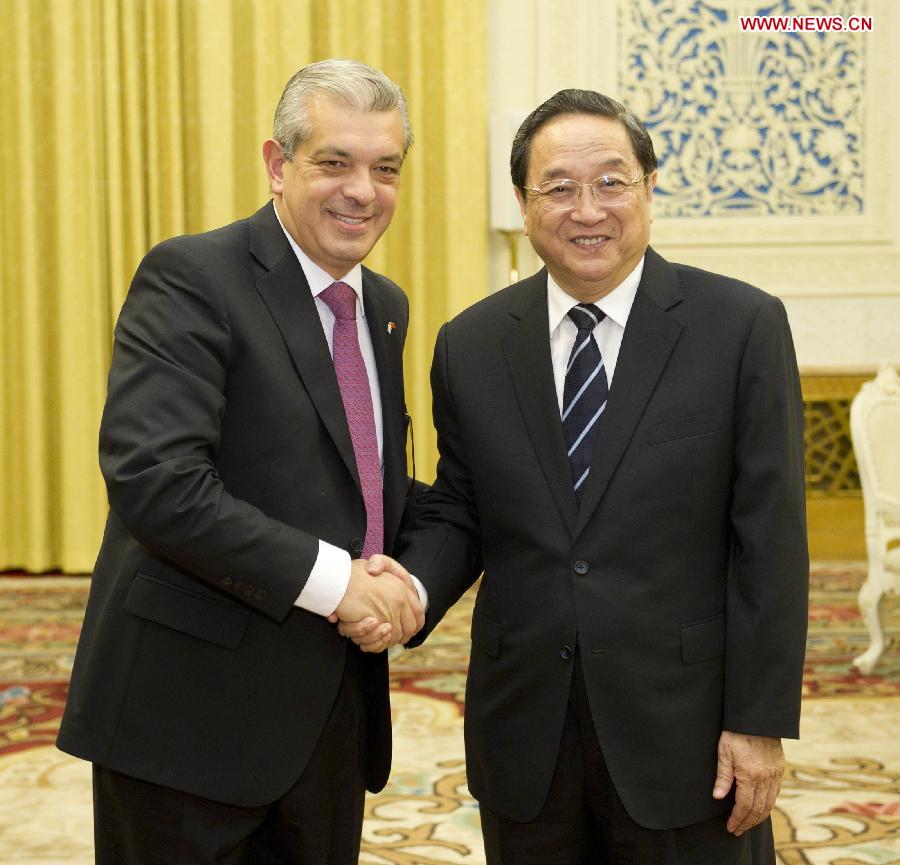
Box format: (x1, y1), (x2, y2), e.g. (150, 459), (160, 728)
(617, 0), (865, 217)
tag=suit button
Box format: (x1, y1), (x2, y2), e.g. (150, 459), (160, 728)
(574, 560), (589, 575)
(222, 576), (234, 587)
(243, 585), (255, 598)
(349, 538), (363, 556)
(560, 645), (574, 660)
(255, 590), (267, 601)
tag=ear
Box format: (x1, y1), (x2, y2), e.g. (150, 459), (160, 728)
(644, 169), (657, 205)
(262, 139), (286, 195)
(514, 186), (529, 237)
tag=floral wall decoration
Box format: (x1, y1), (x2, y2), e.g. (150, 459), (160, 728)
(618, 0), (865, 217)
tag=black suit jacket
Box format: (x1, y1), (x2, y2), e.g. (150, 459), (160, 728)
(58, 202), (412, 807)
(400, 248), (809, 829)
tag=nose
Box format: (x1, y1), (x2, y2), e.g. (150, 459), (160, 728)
(342, 168), (376, 206)
(569, 185), (608, 222)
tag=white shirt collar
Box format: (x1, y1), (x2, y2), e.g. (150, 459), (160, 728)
(272, 201), (365, 315)
(547, 256), (644, 335)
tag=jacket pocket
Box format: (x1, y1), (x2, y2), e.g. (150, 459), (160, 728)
(124, 572), (250, 649)
(648, 410), (729, 445)
(471, 612), (501, 658)
(680, 613), (725, 663)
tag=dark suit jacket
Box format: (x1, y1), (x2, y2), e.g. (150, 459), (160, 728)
(57, 202), (413, 807)
(399, 248), (809, 829)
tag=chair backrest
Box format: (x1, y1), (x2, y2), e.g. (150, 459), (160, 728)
(850, 364), (900, 509)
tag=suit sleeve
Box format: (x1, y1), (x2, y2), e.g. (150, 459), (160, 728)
(99, 238), (319, 622)
(724, 296), (809, 737)
(399, 323), (484, 645)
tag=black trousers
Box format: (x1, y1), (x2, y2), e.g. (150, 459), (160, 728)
(481, 655), (775, 865)
(93, 649), (370, 865)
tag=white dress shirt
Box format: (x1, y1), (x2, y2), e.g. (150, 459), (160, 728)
(547, 257), (644, 408)
(272, 208), (383, 617)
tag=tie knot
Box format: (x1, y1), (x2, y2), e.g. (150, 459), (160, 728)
(320, 282), (357, 320)
(567, 303), (603, 332)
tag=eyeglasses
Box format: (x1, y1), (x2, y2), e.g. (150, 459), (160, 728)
(524, 173), (650, 212)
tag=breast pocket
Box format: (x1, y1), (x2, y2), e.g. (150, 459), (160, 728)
(648, 410), (729, 445)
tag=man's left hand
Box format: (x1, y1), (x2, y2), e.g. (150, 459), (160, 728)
(712, 731), (784, 836)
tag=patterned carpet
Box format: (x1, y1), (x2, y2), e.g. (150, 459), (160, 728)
(0, 564), (897, 864)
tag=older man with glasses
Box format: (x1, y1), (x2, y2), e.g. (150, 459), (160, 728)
(341, 88), (809, 865)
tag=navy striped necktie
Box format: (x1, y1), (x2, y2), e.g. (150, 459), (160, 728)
(562, 304), (608, 501)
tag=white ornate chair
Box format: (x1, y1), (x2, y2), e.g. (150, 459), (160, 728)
(849, 363), (900, 674)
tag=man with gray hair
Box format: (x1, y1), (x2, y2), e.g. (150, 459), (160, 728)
(57, 58), (424, 864)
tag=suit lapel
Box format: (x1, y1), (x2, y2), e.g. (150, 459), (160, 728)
(250, 203), (361, 490)
(502, 271), (579, 534)
(575, 248), (684, 536)
(362, 270), (407, 543)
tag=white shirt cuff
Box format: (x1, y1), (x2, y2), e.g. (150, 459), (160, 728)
(294, 540), (351, 617)
(409, 574), (429, 611)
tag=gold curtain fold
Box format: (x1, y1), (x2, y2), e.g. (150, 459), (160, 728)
(0, 0), (487, 572)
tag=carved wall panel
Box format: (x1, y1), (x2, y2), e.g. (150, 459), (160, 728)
(619, 0), (866, 219)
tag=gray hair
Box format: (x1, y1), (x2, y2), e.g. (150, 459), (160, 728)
(273, 59), (413, 159)
(510, 89), (657, 195)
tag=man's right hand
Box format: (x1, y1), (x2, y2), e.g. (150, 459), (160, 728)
(331, 558), (423, 648)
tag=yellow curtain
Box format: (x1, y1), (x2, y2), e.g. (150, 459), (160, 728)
(0, 0), (487, 572)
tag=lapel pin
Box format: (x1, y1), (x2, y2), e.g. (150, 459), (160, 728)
(387, 321), (396, 334)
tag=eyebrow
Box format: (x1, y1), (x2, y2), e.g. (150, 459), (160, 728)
(538, 157), (631, 182)
(310, 146), (403, 164)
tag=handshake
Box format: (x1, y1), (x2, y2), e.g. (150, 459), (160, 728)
(328, 555), (424, 652)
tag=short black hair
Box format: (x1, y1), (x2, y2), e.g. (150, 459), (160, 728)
(510, 89), (657, 194)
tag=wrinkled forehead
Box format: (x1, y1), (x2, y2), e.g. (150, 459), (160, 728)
(528, 114), (639, 182)
(300, 97), (406, 158)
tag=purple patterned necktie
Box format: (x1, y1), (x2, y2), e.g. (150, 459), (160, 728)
(320, 281), (384, 558)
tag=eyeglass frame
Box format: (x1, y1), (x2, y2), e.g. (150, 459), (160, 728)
(523, 172), (652, 211)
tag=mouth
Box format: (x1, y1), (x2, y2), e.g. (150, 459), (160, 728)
(330, 210), (370, 227)
(571, 235), (609, 248)
(331, 213), (367, 225)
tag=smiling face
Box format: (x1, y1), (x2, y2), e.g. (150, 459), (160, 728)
(263, 95), (405, 278)
(515, 113), (656, 302)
